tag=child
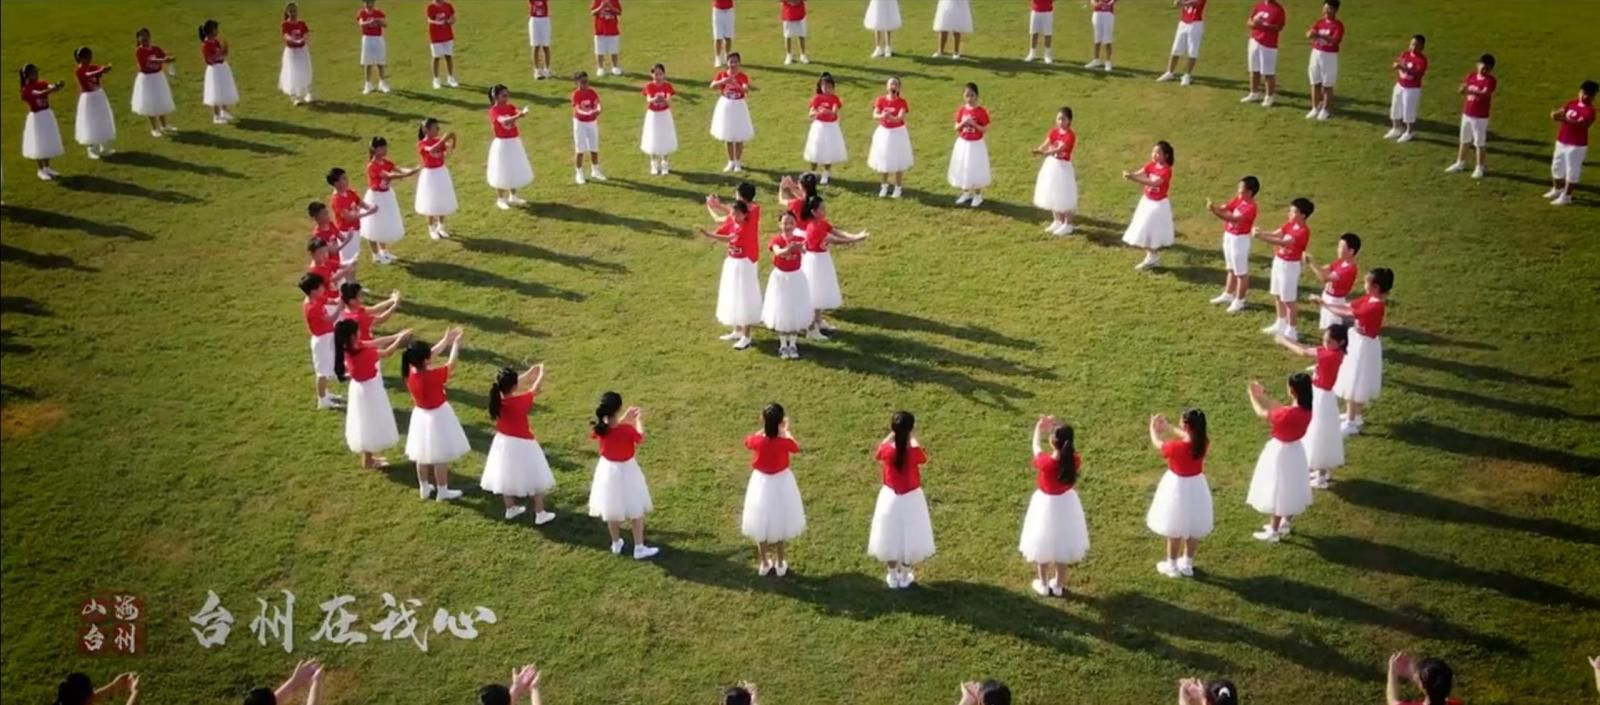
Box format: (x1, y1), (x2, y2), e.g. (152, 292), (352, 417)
(1304, 232), (1360, 331)
(932, 0), (973, 59)
(710, 52), (755, 173)
(279, 3), (314, 105)
(426, 0), (459, 89)
(402, 329), (471, 502)
(948, 82), (991, 207)
(338, 281), (399, 343)
(1324, 267), (1393, 435)
(299, 265), (345, 410)
(307, 203), (351, 295)
(712, 0), (736, 68)
(361, 137), (418, 264)
(131, 29), (178, 136)
(1144, 408), (1211, 577)
(571, 71), (606, 184)
(591, 0), (623, 76)
(18, 65), (65, 181)
(1246, 374), (1313, 542)
(781, 0), (809, 65)
(588, 391), (659, 559)
(800, 196), (868, 338)
(529, 0), (553, 79)
(329, 167), (379, 267)
(1018, 415), (1089, 597)
(1024, 0), (1054, 64)
(1385, 35), (1428, 142)
(1031, 107), (1078, 235)
(1179, 679), (1238, 705)
(1242, 0), (1286, 107)
(1545, 80), (1595, 207)
(1387, 653), (1455, 705)
(1447, 54), (1498, 178)
(741, 403), (807, 576)
(357, 0), (390, 94)
(334, 319), (409, 470)
(1254, 197), (1314, 341)
(702, 184), (762, 349)
(1205, 175), (1260, 313)
(486, 84), (534, 210)
(868, 77), (913, 198)
(761, 211), (814, 360)
(804, 74), (846, 182)
(72, 47), (116, 160)
(1277, 324), (1347, 489)
(480, 665), (544, 705)
(640, 64), (678, 176)
(198, 20), (239, 124)
(1120, 141), (1177, 270)
(414, 118), (459, 238)
(52, 672), (142, 705)
(1159, 0), (1207, 85)
(868, 411), (935, 589)
(1304, 0), (1342, 120)
(1086, 0), (1116, 71)
(778, 171), (820, 224)
(865, 0), (902, 58)
(484, 364), (558, 524)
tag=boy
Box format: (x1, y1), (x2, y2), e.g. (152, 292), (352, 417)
(1158, 0), (1207, 85)
(1385, 35), (1428, 143)
(1305, 0), (1343, 120)
(571, 72), (606, 184)
(1447, 54), (1498, 178)
(592, 0), (623, 76)
(425, 0), (458, 89)
(781, 0), (809, 65)
(1253, 197), (1314, 342)
(1546, 80), (1596, 206)
(1242, 0), (1285, 107)
(1205, 175), (1260, 314)
(1023, 0), (1054, 64)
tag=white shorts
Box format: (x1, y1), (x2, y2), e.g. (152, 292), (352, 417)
(1248, 39), (1278, 76)
(528, 17), (552, 46)
(712, 8), (735, 39)
(1459, 116), (1488, 147)
(573, 119), (600, 153)
(310, 333), (335, 378)
(1091, 12), (1114, 44)
(1029, 11), (1053, 36)
(1171, 21), (1203, 58)
(1269, 258), (1301, 303)
(783, 20), (807, 38)
(1222, 232), (1252, 276)
(1308, 49), (1338, 86)
(1552, 143), (1588, 183)
(430, 40), (453, 58)
(1390, 85), (1421, 123)
(593, 35), (620, 55)
(360, 36), (387, 65)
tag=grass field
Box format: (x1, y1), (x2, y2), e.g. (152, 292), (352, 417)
(3, 1), (1599, 703)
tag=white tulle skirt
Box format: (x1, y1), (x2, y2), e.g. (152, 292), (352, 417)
(710, 97), (755, 142)
(1333, 331), (1382, 403)
(279, 47), (313, 97)
(131, 72), (175, 117)
(74, 90), (117, 146)
(868, 125), (914, 173)
(361, 189), (405, 243)
(21, 110), (64, 160)
(741, 469), (807, 543)
(487, 137), (534, 190)
(717, 257), (763, 326)
(1121, 196), (1175, 248)
(1033, 159), (1078, 212)
(405, 402), (471, 464)
(640, 109), (679, 155)
(947, 137), (991, 189)
(1145, 471), (1213, 539)
(1246, 438), (1312, 516)
(801, 251), (842, 310)
(864, 0), (902, 31)
(1306, 388), (1345, 471)
(482, 434), (557, 497)
(588, 457), (653, 521)
(414, 165), (458, 216)
(203, 63), (239, 107)
(345, 376), (400, 453)
(1018, 489), (1089, 564)
(804, 120), (848, 164)
(933, 0), (974, 33)
(762, 268), (814, 333)
(868, 486), (935, 564)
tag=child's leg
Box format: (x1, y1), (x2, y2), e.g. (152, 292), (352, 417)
(799, 37), (807, 55)
(1104, 42), (1112, 65)
(1324, 86), (1336, 112)
(1167, 54), (1180, 74)
(1264, 73), (1277, 97)
(445, 55), (455, 77)
(1249, 71), (1261, 94)
(630, 517), (647, 545)
(1285, 300), (1298, 330)
(378, 65), (388, 81)
(1269, 514), (1283, 532)
(1476, 144), (1487, 169)
(1166, 537), (1181, 562)
(774, 541), (786, 566)
(316, 375), (330, 400)
(415, 462), (431, 487)
(431, 57), (441, 78)
(755, 541), (767, 565)
(431, 462), (450, 489)
(502, 494), (518, 510)
(954, 33), (962, 54)
(1185, 56), (1197, 75)
(607, 520), (622, 543)
(1034, 562), (1048, 583)
(1184, 538), (1198, 561)
(533, 493), (547, 514)
(590, 151), (602, 167)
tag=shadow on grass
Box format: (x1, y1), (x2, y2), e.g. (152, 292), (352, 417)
(526, 202), (693, 238)
(172, 130), (296, 156)
(308, 99), (428, 125)
(1385, 348), (1570, 389)
(796, 341), (1034, 411)
(57, 174), (202, 204)
(1389, 380), (1599, 423)
(400, 300), (549, 338)
(401, 261), (586, 302)
(807, 60), (941, 82)
(0, 383), (35, 401)
(1483, 169), (1599, 200)
(457, 236), (630, 274)
(0, 243), (98, 272)
(101, 150), (245, 179)
(1382, 326), (1497, 351)
(235, 117), (361, 142)
(1380, 420), (1599, 477)
(0, 330), (35, 355)
(0, 296), (52, 316)
(1331, 478), (1600, 546)
(831, 307), (1038, 350)
(395, 89), (489, 112)
(1, 205), (153, 240)
(1296, 533), (1600, 608)
(604, 176), (713, 203)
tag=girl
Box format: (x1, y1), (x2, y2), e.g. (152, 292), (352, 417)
(358, 0), (390, 94)
(864, 0), (902, 58)
(1120, 141), (1176, 270)
(280, 3), (314, 105)
(571, 71), (605, 184)
(52, 672), (141, 705)
(1144, 408), (1211, 577)
(486, 84), (534, 210)
(868, 78), (913, 198)
(361, 137), (418, 264)
(1018, 415), (1089, 597)
(1086, 0), (1117, 71)
(199, 20), (239, 124)
(484, 364), (558, 524)
(800, 196), (868, 339)
(18, 65), (65, 181)
(131, 29), (178, 136)
(588, 391), (660, 559)
(402, 328), (470, 502)
(1179, 679), (1239, 705)
(415, 118), (459, 238)
(781, 0), (809, 65)
(710, 52), (754, 173)
(868, 411), (934, 589)
(741, 403), (807, 576)
(931, 0), (973, 59)
(1325, 267), (1393, 436)
(334, 318), (410, 470)
(640, 64), (679, 176)
(947, 82), (991, 207)
(73, 48), (117, 160)
(702, 184), (762, 350)
(761, 211), (814, 360)
(779, 172), (819, 223)
(1205, 176), (1261, 314)
(1030, 106), (1078, 235)
(804, 74), (846, 182)
(338, 281), (400, 343)
(1277, 324), (1348, 489)
(1245, 374), (1314, 542)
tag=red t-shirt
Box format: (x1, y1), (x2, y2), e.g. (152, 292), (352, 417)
(418, 137), (448, 168)
(341, 302), (375, 340)
(303, 294), (337, 336)
(954, 105), (990, 141)
(406, 365), (450, 410)
(1046, 127), (1076, 161)
(810, 94), (841, 123)
(346, 344), (380, 382)
(746, 433), (800, 474)
(1223, 196), (1257, 235)
(1141, 161), (1172, 201)
(1557, 99), (1595, 147)
(713, 0), (734, 9)
(1275, 219), (1310, 262)
(593, 424), (642, 461)
(781, 0), (807, 21)
(75, 64), (108, 92)
(282, 20), (310, 49)
(715, 71), (750, 100)
(1092, 0), (1116, 12)
(358, 8), (386, 36)
(20, 80), (51, 112)
(1033, 452), (1080, 495)
(875, 95), (908, 128)
(876, 442), (927, 494)
(572, 87), (601, 121)
(1350, 295), (1386, 338)
(1461, 72), (1497, 118)
(1324, 257), (1357, 297)
(331, 189), (363, 232)
(592, 0), (621, 36)
(1308, 18), (1343, 53)
(1180, 0), (1206, 23)
(1162, 439), (1205, 477)
(307, 256), (340, 298)
(135, 45), (167, 73)
(1249, 2), (1286, 48)
(489, 103), (521, 139)
(1395, 51), (1428, 89)
(804, 218), (832, 253)
(770, 232), (803, 272)
(529, 0), (550, 18)
(495, 391), (537, 440)
(643, 81), (675, 112)
(367, 158), (395, 192)
(426, 2), (456, 43)
(1313, 346), (1345, 391)
(201, 38), (225, 65)
(1269, 405), (1312, 442)
(1032, 0), (1055, 12)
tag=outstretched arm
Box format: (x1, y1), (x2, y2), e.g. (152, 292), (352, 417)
(1248, 380), (1279, 419)
(519, 363), (546, 393)
(1275, 335), (1317, 357)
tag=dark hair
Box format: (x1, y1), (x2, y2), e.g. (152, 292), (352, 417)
(1339, 232), (1361, 254)
(1241, 176), (1261, 196)
(722, 686), (752, 705)
(333, 319), (360, 382)
(815, 72), (834, 95)
(1324, 0), (1340, 9)
(1371, 267), (1395, 293)
(1181, 408), (1209, 459)
(1582, 80), (1599, 97)
(1058, 105), (1073, 121)
(1205, 679), (1238, 705)
(799, 172), (820, 200)
(800, 195), (824, 222)
(978, 680), (1011, 705)
(1326, 323), (1350, 353)
(1288, 372), (1314, 410)
(417, 117), (439, 141)
(283, 2), (298, 21)
(136, 27), (151, 43)
(369, 136), (388, 157)
(1051, 424), (1078, 485)
(762, 403), (785, 438)
(243, 688), (277, 705)
(727, 51), (741, 63)
(593, 391), (623, 436)
(890, 411), (915, 471)
(574, 70), (589, 82)
(488, 83), (509, 105)
(651, 63), (666, 74)
(489, 367), (518, 419)
(399, 340), (431, 379)
(1412, 34), (1426, 49)
(478, 684), (511, 705)
(299, 272), (324, 296)
(1479, 53), (1496, 69)
(731, 201), (750, 217)
(1416, 658), (1453, 704)
(964, 82), (980, 98)
(1156, 140), (1176, 165)
(18, 63), (37, 86)
(326, 167), (347, 187)
(74, 46), (92, 63)
(198, 19), (219, 42)
(308, 201), (327, 218)
(339, 281), (362, 305)
(306, 237), (326, 254)
(1292, 197), (1315, 219)
(736, 181), (757, 203)
(54, 673), (93, 705)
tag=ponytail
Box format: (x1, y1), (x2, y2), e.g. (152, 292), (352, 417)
(54, 673), (94, 705)
(489, 367), (517, 419)
(399, 340), (430, 379)
(800, 196), (823, 223)
(890, 411), (915, 471)
(762, 403), (784, 438)
(1289, 372), (1314, 411)
(198, 20), (219, 42)
(333, 319), (360, 382)
(74, 46), (91, 63)
(1052, 425), (1077, 485)
(593, 391), (623, 437)
(1182, 408), (1208, 459)
(417, 117), (438, 142)
(369, 136), (388, 158)
(283, 2), (297, 21)
(18, 64), (35, 87)
(799, 172), (819, 200)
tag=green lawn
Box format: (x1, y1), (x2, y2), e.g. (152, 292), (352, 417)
(3, 1), (1598, 703)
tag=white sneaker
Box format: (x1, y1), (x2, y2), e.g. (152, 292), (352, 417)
(1226, 298), (1247, 314)
(878, 184), (890, 198)
(419, 482), (435, 500)
(86, 148), (101, 160)
(1552, 194), (1572, 206)
(649, 162), (660, 176)
(783, 54), (793, 65)
(1261, 320), (1285, 335)
(378, 80), (391, 93)
(434, 225), (450, 239)
(432, 77), (442, 90)
(955, 192), (972, 205)
(1024, 51), (1037, 63)
(1156, 560), (1181, 578)
(317, 396), (342, 410)
(1444, 161), (1465, 173)
(1157, 72), (1175, 82)
(428, 224), (442, 240)
(1135, 254), (1160, 270)
(775, 560), (789, 576)
(732, 336), (753, 351)
(36, 169), (54, 181)
(969, 195), (983, 208)
(799, 55), (809, 64)
(589, 168), (606, 181)
(1042, 54), (1054, 64)
(1031, 579), (1050, 596)
(505, 505), (528, 521)
(1261, 94), (1274, 107)
(806, 328), (829, 341)
(731, 161), (743, 173)
(1311, 472), (1330, 490)
(1052, 223), (1074, 236)
(787, 345), (801, 360)
(1306, 108), (1320, 119)
(508, 194), (527, 205)
(872, 47), (884, 58)
(1252, 528), (1281, 542)
(885, 570), (900, 588)
(758, 560), (773, 576)
(611, 67), (623, 76)
(952, 54), (962, 60)
(818, 171), (827, 183)
(1209, 292), (1235, 305)
(722, 161), (736, 173)
(1278, 520), (1294, 537)
(633, 545), (659, 560)
(1397, 131), (1414, 143)
(151, 129), (164, 138)
(1048, 577), (1063, 596)
(1282, 327), (1299, 342)
(534, 511), (557, 525)
(574, 170), (587, 185)
(162, 124), (178, 133)
(1241, 92), (1261, 103)
(435, 487), (463, 502)
(1472, 166), (1484, 179)
(714, 56), (725, 68)
(610, 538), (625, 555)
(363, 82), (373, 94)
(1317, 109), (1330, 121)
(901, 568), (915, 586)
(1103, 63), (1112, 73)
(302, 94), (314, 104)
(660, 161), (670, 175)
(1341, 419), (1363, 436)
(1180, 74), (1192, 86)
(1542, 187), (1562, 199)
(446, 75), (459, 88)
(884, 47), (893, 57)
(718, 330), (741, 341)
(1176, 557), (1194, 577)
(891, 186), (902, 199)
(496, 198), (510, 211)
(1085, 59), (1101, 69)
(1382, 127), (1402, 140)
(931, 51), (943, 58)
